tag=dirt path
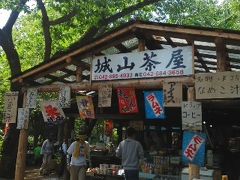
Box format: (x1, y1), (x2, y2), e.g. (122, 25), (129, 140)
(24, 166), (63, 180)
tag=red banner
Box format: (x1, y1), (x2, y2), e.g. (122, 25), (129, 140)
(117, 87), (138, 114)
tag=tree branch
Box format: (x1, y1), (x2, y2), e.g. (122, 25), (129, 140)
(37, 0), (52, 61)
(49, 10), (77, 26)
(80, 0), (160, 45)
(0, 29), (21, 76)
(101, 0), (160, 26)
(4, 0), (28, 31)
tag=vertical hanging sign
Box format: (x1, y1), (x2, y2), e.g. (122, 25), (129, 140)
(98, 84), (112, 107)
(41, 101), (65, 124)
(3, 92), (19, 123)
(26, 88), (38, 108)
(117, 87), (139, 114)
(76, 96), (95, 120)
(144, 91), (165, 119)
(181, 101), (202, 130)
(163, 82), (182, 107)
(59, 86), (71, 108)
(182, 131), (206, 166)
(17, 108), (29, 129)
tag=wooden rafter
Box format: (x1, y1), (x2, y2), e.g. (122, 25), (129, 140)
(164, 37), (177, 48)
(135, 29), (163, 50)
(45, 74), (71, 83)
(61, 68), (75, 76)
(114, 43), (131, 53)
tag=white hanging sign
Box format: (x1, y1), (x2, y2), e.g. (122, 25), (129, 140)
(181, 101), (202, 131)
(17, 108), (29, 129)
(98, 84), (112, 107)
(26, 88), (38, 108)
(163, 81), (182, 107)
(59, 86), (71, 108)
(3, 92), (19, 123)
(195, 71), (240, 99)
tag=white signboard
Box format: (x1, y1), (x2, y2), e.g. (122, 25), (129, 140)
(195, 71), (240, 99)
(3, 92), (19, 123)
(26, 88), (38, 108)
(17, 108), (29, 129)
(59, 86), (71, 108)
(182, 101), (202, 131)
(98, 84), (112, 107)
(92, 46), (193, 81)
(163, 82), (182, 107)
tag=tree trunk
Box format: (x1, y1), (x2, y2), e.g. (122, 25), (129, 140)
(0, 124), (19, 178)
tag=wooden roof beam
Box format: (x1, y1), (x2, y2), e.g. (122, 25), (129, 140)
(31, 76), (195, 92)
(135, 28), (216, 43)
(135, 23), (240, 41)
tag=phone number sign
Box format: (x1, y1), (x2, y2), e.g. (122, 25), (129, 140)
(92, 46), (193, 81)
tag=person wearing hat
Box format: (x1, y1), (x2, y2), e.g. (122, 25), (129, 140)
(67, 130), (90, 180)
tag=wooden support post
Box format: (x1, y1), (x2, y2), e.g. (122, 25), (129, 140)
(15, 93), (28, 180)
(188, 87), (200, 180)
(215, 37), (230, 72)
(15, 129), (28, 180)
(138, 39), (145, 51)
(76, 66), (83, 83)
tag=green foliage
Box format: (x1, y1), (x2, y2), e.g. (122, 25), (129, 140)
(74, 118), (87, 137)
(90, 119), (104, 144)
(154, 0), (240, 30)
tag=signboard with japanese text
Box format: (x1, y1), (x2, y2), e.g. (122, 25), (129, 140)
(195, 71), (240, 99)
(163, 81), (182, 107)
(3, 92), (19, 123)
(98, 84), (112, 107)
(26, 88), (38, 108)
(92, 46), (193, 81)
(181, 101), (202, 131)
(117, 87), (139, 114)
(144, 91), (165, 120)
(41, 101), (65, 124)
(17, 108), (29, 129)
(182, 131), (206, 166)
(59, 86), (71, 108)
(76, 96), (95, 119)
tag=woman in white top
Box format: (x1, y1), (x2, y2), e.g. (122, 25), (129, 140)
(67, 133), (90, 180)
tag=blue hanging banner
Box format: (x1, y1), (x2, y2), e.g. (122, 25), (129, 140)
(144, 91), (165, 120)
(182, 131), (206, 167)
